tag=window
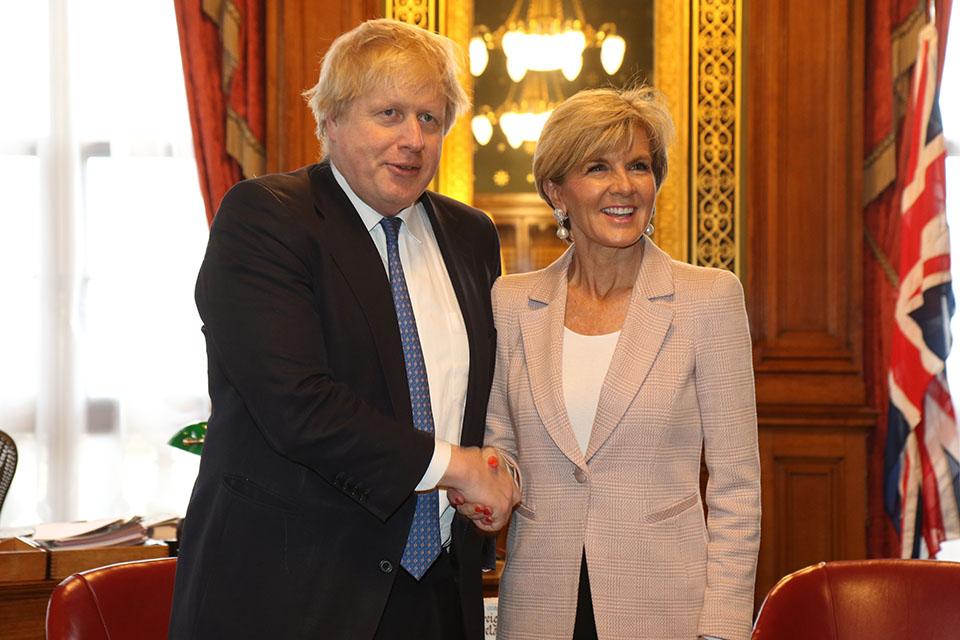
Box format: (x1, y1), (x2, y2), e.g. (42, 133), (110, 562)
(0, 1), (207, 526)
(943, 10), (960, 387)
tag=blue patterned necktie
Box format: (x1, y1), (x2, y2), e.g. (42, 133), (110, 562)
(381, 216), (442, 580)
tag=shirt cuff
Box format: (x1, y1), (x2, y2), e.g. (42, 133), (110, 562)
(499, 451), (523, 494)
(416, 439), (452, 491)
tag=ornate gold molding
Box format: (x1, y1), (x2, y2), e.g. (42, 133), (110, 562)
(436, 0), (473, 204)
(653, 0), (691, 262)
(384, 0), (435, 30)
(691, 0), (742, 274)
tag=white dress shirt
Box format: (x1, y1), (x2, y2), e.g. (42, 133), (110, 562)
(331, 163), (469, 545)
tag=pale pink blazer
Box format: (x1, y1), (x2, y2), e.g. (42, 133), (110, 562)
(487, 240), (760, 640)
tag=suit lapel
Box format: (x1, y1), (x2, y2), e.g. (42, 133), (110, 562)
(519, 248), (588, 469)
(307, 163), (411, 422)
(420, 193), (487, 446)
(585, 239), (675, 460)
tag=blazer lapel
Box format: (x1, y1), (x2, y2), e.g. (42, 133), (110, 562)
(420, 193), (488, 445)
(585, 239), (675, 460)
(307, 163), (411, 423)
(519, 248), (587, 469)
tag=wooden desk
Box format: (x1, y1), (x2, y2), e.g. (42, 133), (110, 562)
(0, 579), (59, 640)
(0, 543), (170, 640)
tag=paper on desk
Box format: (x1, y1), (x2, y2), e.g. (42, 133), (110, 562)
(33, 518), (123, 542)
(0, 526), (35, 540)
(142, 514), (179, 529)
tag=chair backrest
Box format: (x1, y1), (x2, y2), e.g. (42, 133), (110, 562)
(46, 557), (177, 640)
(752, 559), (960, 639)
(0, 429), (17, 515)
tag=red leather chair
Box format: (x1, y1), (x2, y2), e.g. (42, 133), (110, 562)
(752, 559), (960, 639)
(46, 557), (177, 640)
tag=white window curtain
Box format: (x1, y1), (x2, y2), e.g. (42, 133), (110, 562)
(0, 0), (207, 527)
(943, 8), (960, 387)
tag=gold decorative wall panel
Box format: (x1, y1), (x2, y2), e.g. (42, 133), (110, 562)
(436, 0), (473, 204)
(692, 0), (742, 274)
(384, 0), (435, 30)
(652, 0), (691, 262)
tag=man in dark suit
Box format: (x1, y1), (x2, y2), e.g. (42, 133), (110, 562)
(169, 19), (518, 640)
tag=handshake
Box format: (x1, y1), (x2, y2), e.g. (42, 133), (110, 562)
(441, 447), (521, 533)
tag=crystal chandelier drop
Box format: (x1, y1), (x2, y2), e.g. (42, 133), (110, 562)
(472, 73), (565, 150)
(470, 0), (626, 146)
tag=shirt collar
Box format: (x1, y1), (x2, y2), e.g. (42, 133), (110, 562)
(329, 161), (425, 244)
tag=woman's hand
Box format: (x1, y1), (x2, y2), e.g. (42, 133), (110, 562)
(447, 448), (518, 532)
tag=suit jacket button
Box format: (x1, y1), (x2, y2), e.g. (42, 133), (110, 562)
(573, 468), (587, 483)
(379, 560), (393, 574)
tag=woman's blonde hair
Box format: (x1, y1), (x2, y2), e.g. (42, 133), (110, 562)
(303, 19), (470, 154)
(533, 85), (675, 208)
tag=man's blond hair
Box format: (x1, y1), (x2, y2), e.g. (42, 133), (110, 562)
(303, 19), (470, 155)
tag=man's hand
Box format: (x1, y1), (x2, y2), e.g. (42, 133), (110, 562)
(441, 446), (520, 532)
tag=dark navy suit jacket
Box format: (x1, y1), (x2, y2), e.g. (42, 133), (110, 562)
(169, 162), (500, 639)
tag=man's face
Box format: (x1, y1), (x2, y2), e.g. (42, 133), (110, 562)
(326, 84), (446, 216)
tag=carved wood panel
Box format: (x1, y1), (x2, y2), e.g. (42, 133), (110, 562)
(745, 0), (866, 406)
(744, 0), (871, 607)
(757, 418), (869, 606)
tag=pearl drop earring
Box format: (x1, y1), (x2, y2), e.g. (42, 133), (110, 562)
(553, 208), (570, 240)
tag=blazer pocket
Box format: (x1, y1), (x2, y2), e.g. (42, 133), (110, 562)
(222, 473), (303, 515)
(641, 491), (700, 524)
(514, 501), (536, 521)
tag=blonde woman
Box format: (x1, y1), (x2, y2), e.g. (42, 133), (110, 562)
(465, 87), (760, 640)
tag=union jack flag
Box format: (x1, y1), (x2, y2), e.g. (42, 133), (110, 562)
(883, 22), (960, 558)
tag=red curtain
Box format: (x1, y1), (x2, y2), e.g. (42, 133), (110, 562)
(864, 0), (953, 558)
(175, 0), (266, 225)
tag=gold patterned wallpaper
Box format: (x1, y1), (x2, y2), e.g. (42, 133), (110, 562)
(691, 0), (741, 274)
(384, 0), (435, 29)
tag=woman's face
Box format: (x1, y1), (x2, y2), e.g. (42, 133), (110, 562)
(546, 131), (657, 252)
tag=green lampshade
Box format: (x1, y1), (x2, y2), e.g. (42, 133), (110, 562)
(169, 421), (207, 455)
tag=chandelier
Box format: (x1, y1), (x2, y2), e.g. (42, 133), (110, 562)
(469, 0), (626, 147)
(472, 72), (566, 150)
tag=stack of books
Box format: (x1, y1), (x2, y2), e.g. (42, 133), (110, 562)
(143, 514), (180, 541)
(33, 517), (147, 549)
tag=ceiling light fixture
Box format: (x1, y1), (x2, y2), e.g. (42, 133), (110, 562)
(470, 0), (626, 147)
(469, 1), (625, 82)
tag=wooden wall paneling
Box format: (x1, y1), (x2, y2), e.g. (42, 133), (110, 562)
(745, 0), (866, 406)
(744, 0), (872, 605)
(755, 408), (871, 605)
(266, 0), (381, 173)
